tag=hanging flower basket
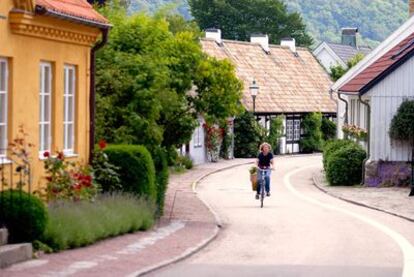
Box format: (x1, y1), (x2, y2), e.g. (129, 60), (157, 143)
(342, 124), (368, 141)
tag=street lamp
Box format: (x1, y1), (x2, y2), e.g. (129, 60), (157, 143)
(249, 79), (259, 114)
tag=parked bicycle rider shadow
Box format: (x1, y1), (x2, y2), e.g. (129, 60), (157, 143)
(255, 142), (274, 200)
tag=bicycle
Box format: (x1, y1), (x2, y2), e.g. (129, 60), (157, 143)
(257, 168), (270, 208)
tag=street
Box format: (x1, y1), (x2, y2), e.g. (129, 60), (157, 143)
(150, 155), (414, 277)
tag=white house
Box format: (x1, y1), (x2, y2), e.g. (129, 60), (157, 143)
(313, 28), (371, 73)
(331, 3), (414, 186)
(201, 29), (336, 154)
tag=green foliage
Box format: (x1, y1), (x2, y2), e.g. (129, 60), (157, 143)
(42, 194), (155, 251)
(130, 0), (408, 46)
(220, 125), (233, 159)
(166, 146), (179, 166)
(326, 143), (367, 186)
(96, 7), (242, 149)
(330, 53), (365, 81)
(300, 112), (323, 153)
(104, 145), (157, 202)
(149, 146), (169, 215)
(267, 116), (284, 154)
(322, 139), (355, 171)
(389, 100), (414, 145)
(0, 190), (48, 243)
(193, 57), (244, 124)
(92, 144), (122, 193)
(188, 0), (313, 47)
(176, 155), (194, 170)
(234, 111), (266, 158)
(321, 118), (337, 141)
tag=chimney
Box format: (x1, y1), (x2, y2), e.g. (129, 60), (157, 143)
(341, 28), (358, 48)
(250, 34), (270, 53)
(281, 37), (296, 53)
(205, 28), (222, 44)
(410, 0), (414, 17)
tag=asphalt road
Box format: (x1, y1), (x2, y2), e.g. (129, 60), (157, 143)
(149, 155), (414, 277)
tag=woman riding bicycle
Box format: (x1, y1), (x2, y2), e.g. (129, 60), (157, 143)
(256, 142), (274, 199)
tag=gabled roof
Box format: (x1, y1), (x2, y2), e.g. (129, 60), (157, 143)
(332, 16), (414, 93)
(339, 33), (414, 94)
(201, 39), (335, 114)
(326, 42), (371, 64)
(35, 0), (109, 26)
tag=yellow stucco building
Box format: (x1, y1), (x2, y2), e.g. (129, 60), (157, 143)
(0, 0), (109, 191)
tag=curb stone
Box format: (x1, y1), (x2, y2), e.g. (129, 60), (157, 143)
(135, 160), (254, 276)
(312, 171), (414, 223)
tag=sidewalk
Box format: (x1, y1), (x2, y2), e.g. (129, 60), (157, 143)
(313, 170), (414, 222)
(0, 159), (253, 277)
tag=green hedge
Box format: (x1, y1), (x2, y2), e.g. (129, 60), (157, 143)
(326, 143), (367, 186)
(300, 112), (323, 153)
(322, 139), (355, 171)
(42, 194), (155, 251)
(150, 146), (169, 216)
(321, 117), (337, 141)
(0, 190), (48, 243)
(104, 145), (156, 202)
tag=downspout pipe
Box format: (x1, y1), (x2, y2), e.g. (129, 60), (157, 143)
(337, 91), (349, 139)
(359, 95), (371, 185)
(89, 28), (109, 164)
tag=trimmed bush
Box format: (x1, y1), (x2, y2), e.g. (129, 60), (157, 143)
(104, 145), (156, 201)
(322, 139), (355, 171)
(42, 193), (155, 251)
(150, 146), (169, 216)
(300, 112), (323, 153)
(321, 117), (337, 141)
(326, 143), (367, 186)
(0, 190), (48, 243)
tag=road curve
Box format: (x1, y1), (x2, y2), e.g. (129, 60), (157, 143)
(149, 155), (414, 277)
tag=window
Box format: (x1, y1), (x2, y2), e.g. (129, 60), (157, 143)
(193, 124), (203, 148)
(39, 62), (52, 156)
(63, 66), (76, 155)
(0, 59), (7, 157)
(293, 119), (301, 141)
(286, 120), (293, 141)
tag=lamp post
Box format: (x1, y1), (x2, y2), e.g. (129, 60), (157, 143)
(249, 79), (259, 114)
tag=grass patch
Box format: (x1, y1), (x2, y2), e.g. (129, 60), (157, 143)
(42, 193), (155, 252)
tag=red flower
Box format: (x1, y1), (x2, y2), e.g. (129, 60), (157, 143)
(72, 183), (82, 190)
(46, 176), (52, 182)
(98, 139), (107, 150)
(57, 152), (64, 160)
(43, 151), (50, 158)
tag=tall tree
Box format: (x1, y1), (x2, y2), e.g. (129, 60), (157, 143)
(188, 0), (313, 47)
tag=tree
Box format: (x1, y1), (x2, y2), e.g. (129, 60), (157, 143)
(330, 53), (364, 81)
(234, 111), (266, 158)
(188, 0), (313, 47)
(389, 100), (414, 196)
(300, 112), (323, 153)
(267, 116), (284, 154)
(192, 56), (244, 124)
(96, 5), (242, 149)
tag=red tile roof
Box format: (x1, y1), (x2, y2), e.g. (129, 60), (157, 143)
(339, 32), (414, 94)
(36, 0), (109, 25)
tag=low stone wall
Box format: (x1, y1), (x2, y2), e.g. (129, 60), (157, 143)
(365, 160), (412, 187)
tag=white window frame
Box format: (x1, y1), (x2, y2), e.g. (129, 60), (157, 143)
(286, 119), (293, 141)
(63, 65), (76, 155)
(293, 119), (301, 141)
(0, 58), (8, 158)
(39, 62), (52, 157)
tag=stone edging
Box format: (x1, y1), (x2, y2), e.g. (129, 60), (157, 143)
(312, 171), (414, 223)
(135, 160), (254, 276)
